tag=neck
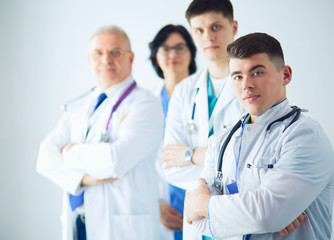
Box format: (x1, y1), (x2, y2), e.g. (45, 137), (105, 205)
(250, 115), (256, 123)
(163, 71), (189, 97)
(207, 59), (229, 79)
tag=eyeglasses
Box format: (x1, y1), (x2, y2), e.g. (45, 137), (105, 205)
(90, 49), (130, 61)
(158, 43), (189, 55)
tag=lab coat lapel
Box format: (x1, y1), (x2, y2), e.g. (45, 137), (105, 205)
(194, 71), (209, 145)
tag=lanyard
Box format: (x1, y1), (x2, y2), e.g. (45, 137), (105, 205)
(234, 114), (249, 180)
(105, 81), (137, 132)
(95, 81), (137, 142)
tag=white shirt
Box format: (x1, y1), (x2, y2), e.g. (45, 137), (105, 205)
(196, 100), (334, 239)
(37, 76), (164, 240)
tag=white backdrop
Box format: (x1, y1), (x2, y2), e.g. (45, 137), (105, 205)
(0, 0), (333, 239)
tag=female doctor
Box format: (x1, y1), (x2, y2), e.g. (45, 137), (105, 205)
(149, 24), (197, 240)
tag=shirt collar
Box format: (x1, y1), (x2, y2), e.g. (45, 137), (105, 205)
(252, 99), (291, 125)
(93, 75), (134, 101)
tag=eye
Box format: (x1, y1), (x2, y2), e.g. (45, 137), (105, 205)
(110, 50), (121, 57)
(212, 25), (221, 31)
(253, 71), (263, 76)
(233, 75), (242, 81)
(162, 46), (170, 52)
(93, 51), (102, 56)
(175, 45), (186, 51)
(195, 29), (203, 34)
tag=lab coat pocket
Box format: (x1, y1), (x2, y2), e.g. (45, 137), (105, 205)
(110, 214), (157, 240)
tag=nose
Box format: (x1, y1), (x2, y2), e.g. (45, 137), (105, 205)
(101, 52), (112, 64)
(204, 30), (215, 42)
(242, 75), (254, 90)
(168, 48), (178, 57)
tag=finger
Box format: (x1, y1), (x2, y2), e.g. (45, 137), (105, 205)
(298, 213), (307, 222)
(163, 160), (177, 169)
(165, 216), (183, 229)
(161, 215), (183, 230)
(291, 218), (301, 229)
(279, 228), (288, 237)
(198, 178), (207, 185)
(285, 223), (296, 233)
(168, 208), (183, 218)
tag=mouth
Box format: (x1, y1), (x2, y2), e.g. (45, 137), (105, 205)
(169, 60), (179, 65)
(243, 94), (260, 102)
(205, 45), (219, 51)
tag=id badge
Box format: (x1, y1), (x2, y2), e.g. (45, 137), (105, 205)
(227, 182), (239, 194)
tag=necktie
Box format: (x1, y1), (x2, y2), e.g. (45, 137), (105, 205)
(91, 92), (107, 115)
(69, 92), (107, 211)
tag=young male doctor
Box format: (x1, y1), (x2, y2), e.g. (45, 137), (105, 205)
(162, 2), (243, 239)
(185, 32), (334, 239)
(162, 1), (304, 239)
(37, 25), (163, 240)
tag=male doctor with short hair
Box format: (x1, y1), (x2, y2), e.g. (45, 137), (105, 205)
(37, 25), (163, 240)
(185, 32), (334, 239)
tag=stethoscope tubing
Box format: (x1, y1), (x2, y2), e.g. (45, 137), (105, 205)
(216, 106), (302, 173)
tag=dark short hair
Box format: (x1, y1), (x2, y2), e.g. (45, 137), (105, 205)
(227, 32), (285, 70)
(186, 0), (234, 23)
(149, 24), (197, 79)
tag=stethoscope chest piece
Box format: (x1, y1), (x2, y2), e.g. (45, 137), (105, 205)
(186, 121), (197, 135)
(100, 131), (109, 142)
(212, 171), (224, 194)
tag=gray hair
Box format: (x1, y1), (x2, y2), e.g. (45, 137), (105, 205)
(90, 25), (132, 51)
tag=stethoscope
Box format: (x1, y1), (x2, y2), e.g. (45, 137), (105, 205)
(185, 88), (199, 135)
(60, 87), (96, 112)
(98, 81), (137, 142)
(212, 105), (303, 194)
(61, 82), (137, 143)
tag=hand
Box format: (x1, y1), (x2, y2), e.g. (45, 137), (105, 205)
(161, 144), (190, 169)
(279, 213), (307, 236)
(159, 202), (183, 231)
(61, 143), (75, 154)
(184, 178), (210, 224)
(80, 174), (116, 187)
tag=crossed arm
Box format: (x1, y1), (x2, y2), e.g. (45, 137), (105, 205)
(185, 178), (307, 237)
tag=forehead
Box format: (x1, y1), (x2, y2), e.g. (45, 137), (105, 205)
(163, 32), (186, 45)
(89, 33), (127, 50)
(189, 11), (230, 29)
(229, 53), (273, 72)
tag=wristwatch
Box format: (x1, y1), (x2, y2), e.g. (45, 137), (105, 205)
(185, 148), (194, 165)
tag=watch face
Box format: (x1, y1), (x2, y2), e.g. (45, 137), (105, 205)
(185, 149), (192, 157)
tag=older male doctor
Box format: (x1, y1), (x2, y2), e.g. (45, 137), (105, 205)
(37, 25), (163, 240)
(185, 33), (334, 239)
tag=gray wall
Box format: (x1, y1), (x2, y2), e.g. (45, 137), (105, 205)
(0, 0), (333, 239)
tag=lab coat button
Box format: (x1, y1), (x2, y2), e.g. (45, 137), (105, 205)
(247, 127), (251, 131)
(239, 167), (243, 171)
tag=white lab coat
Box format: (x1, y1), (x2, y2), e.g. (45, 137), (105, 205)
(37, 76), (164, 240)
(196, 100), (334, 239)
(153, 80), (174, 240)
(163, 69), (244, 240)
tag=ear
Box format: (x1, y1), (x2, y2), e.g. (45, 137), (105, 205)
(232, 20), (238, 37)
(129, 52), (134, 64)
(282, 65), (292, 86)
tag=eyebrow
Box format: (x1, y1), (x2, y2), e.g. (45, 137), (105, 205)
(231, 64), (266, 77)
(249, 64), (266, 72)
(192, 21), (222, 30)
